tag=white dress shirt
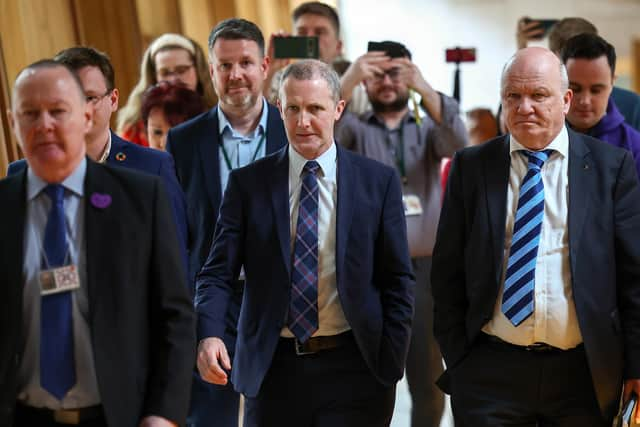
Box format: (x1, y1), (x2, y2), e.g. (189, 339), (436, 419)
(483, 126), (583, 349)
(281, 142), (351, 338)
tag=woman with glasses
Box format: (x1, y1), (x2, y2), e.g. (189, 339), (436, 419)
(117, 33), (216, 146)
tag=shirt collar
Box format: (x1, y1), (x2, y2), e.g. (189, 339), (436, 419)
(509, 125), (569, 159)
(218, 97), (269, 138)
(98, 132), (112, 164)
(288, 141), (337, 180)
(27, 157), (87, 201)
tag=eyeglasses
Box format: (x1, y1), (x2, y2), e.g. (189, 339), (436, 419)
(156, 64), (194, 79)
(86, 90), (112, 105)
(372, 68), (401, 82)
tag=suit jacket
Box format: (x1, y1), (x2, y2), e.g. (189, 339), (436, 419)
(195, 144), (415, 398)
(431, 128), (640, 421)
(7, 132), (189, 279)
(0, 160), (195, 426)
(166, 103), (287, 283)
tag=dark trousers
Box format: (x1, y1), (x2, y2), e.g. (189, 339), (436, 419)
(406, 257), (444, 427)
(450, 336), (608, 427)
(244, 333), (396, 427)
(187, 289), (241, 427)
(14, 404), (107, 427)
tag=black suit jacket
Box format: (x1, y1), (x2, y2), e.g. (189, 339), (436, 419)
(431, 129), (640, 421)
(0, 160), (195, 426)
(196, 145), (415, 397)
(166, 103), (287, 281)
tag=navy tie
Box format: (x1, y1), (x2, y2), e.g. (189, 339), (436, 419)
(502, 150), (553, 326)
(41, 184), (76, 400)
(288, 161), (320, 343)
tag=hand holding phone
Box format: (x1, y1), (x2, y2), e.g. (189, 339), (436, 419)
(272, 36), (319, 59)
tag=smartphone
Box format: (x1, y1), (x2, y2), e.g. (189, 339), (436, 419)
(445, 48), (476, 63)
(367, 41), (407, 58)
(273, 36), (319, 59)
(524, 18), (559, 38)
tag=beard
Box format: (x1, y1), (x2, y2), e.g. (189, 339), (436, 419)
(221, 91), (257, 110)
(370, 92), (409, 114)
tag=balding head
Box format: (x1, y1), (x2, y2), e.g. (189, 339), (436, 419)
(500, 47), (572, 150)
(9, 60), (92, 183)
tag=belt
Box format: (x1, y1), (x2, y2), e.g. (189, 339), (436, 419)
(16, 402), (104, 425)
(480, 332), (581, 353)
(282, 331), (354, 356)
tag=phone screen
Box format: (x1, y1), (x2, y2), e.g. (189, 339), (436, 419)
(273, 36), (319, 59)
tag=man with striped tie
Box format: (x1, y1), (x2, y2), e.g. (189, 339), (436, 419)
(431, 47), (640, 426)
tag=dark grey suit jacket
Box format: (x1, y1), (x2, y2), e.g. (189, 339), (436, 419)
(431, 128), (640, 421)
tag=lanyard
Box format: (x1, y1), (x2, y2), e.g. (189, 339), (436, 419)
(387, 126), (407, 184)
(220, 132), (266, 171)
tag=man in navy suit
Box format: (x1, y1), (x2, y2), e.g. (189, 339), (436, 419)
(432, 47), (640, 426)
(7, 47), (189, 274)
(196, 59), (415, 426)
(165, 19), (287, 427)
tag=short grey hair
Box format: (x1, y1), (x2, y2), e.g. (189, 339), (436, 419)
(500, 52), (569, 97)
(279, 59), (341, 103)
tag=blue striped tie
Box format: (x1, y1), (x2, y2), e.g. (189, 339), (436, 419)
(502, 150), (552, 326)
(288, 161), (320, 343)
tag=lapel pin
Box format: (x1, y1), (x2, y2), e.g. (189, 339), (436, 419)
(90, 192), (112, 209)
(115, 152), (126, 161)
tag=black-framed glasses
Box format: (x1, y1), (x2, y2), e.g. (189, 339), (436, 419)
(85, 90), (112, 105)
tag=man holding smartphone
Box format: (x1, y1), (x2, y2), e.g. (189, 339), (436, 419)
(336, 41), (467, 427)
(264, 1), (371, 114)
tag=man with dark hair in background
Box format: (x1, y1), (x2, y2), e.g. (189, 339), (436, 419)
(7, 47), (188, 278)
(166, 18), (287, 427)
(517, 16), (640, 130)
(336, 40), (467, 427)
(562, 33), (640, 178)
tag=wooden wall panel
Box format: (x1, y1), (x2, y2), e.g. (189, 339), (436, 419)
(0, 0), (77, 93)
(136, 0), (182, 46)
(72, 0), (143, 116)
(633, 38), (640, 94)
(178, 0), (236, 55)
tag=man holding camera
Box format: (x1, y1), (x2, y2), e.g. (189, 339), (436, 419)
(335, 41), (467, 427)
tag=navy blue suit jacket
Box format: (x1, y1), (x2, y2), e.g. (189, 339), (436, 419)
(195, 144), (415, 398)
(8, 132), (189, 279)
(431, 129), (640, 421)
(166, 103), (287, 282)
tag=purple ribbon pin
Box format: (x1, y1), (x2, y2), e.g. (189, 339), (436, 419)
(90, 192), (112, 209)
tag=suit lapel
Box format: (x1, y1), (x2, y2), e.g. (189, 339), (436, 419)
(335, 145), (354, 286)
(567, 131), (592, 279)
(485, 137), (511, 284)
(270, 148), (292, 275)
(266, 103), (287, 154)
(4, 171), (27, 325)
(197, 108), (223, 212)
(83, 161), (116, 323)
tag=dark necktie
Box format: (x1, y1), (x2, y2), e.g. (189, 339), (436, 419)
(288, 161), (320, 343)
(502, 150), (553, 326)
(40, 184), (76, 399)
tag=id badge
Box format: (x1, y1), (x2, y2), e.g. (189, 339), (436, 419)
(39, 265), (80, 296)
(402, 194), (423, 217)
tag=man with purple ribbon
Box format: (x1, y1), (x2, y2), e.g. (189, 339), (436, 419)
(0, 60), (195, 427)
(195, 59), (415, 426)
(432, 47), (640, 426)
